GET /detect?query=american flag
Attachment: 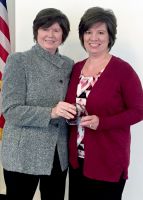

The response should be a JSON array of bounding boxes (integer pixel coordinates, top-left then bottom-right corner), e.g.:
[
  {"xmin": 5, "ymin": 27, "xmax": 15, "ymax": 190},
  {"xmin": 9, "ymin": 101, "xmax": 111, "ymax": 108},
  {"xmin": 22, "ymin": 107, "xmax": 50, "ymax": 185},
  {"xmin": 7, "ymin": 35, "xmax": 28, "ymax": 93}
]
[{"xmin": 0, "ymin": 0, "xmax": 11, "ymax": 139}]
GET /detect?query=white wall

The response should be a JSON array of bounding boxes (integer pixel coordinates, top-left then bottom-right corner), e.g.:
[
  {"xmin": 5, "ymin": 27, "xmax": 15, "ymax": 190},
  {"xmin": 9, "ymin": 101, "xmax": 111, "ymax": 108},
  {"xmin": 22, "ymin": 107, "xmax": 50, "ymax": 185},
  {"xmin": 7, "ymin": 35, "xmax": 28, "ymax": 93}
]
[
  {"xmin": 3, "ymin": 0, "xmax": 143, "ymax": 199},
  {"xmin": 15, "ymin": 0, "xmax": 143, "ymax": 83}
]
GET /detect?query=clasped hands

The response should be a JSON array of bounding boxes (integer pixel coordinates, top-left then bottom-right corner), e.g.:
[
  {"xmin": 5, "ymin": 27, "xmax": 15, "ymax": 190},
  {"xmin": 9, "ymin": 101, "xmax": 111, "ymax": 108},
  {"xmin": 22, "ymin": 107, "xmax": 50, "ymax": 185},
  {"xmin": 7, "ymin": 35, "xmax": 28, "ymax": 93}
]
[{"xmin": 51, "ymin": 101, "xmax": 99, "ymax": 130}]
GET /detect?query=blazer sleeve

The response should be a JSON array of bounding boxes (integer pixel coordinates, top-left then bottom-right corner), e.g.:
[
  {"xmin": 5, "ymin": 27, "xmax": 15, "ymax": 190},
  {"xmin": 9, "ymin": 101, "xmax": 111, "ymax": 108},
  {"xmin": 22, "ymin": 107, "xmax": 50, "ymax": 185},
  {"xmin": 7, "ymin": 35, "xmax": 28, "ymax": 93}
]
[{"xmin": 2, "ymin": 53, "xmax": 52, "ymax": 128}]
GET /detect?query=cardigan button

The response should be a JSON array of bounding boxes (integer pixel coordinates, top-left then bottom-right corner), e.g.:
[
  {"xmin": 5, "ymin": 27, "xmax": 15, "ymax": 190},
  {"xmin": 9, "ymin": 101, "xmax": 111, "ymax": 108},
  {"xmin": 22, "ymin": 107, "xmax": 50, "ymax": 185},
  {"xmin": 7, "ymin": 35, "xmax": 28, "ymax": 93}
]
[{"xmin": 59, "ymin": 80, "xmax": 63, "ymax": 83}]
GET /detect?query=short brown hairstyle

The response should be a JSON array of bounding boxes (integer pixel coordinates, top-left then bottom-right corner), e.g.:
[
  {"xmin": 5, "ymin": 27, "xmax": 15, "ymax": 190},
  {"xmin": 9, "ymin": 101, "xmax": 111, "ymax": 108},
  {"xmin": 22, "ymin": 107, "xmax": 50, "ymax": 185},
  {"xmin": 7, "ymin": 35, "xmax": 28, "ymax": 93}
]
[
  {"xmin": 79, "ymin": 7, "xmax": 117, "ymax": 50},
  {"xmin": 33, "ymin": 8, "xmax": 70, "ymax": 43}
]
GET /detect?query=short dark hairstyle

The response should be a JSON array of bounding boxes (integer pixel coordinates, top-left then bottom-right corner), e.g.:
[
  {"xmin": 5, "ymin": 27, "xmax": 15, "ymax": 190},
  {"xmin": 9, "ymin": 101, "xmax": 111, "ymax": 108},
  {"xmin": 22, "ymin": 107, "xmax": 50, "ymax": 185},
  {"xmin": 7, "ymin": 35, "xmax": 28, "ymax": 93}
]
[
  {"xmin": 79, "ymin": 7, "xmax": 117, "ymax": 50},
  {"xmin": 33, "ymin": 8, "xmax": 70, "ymax": 43}
]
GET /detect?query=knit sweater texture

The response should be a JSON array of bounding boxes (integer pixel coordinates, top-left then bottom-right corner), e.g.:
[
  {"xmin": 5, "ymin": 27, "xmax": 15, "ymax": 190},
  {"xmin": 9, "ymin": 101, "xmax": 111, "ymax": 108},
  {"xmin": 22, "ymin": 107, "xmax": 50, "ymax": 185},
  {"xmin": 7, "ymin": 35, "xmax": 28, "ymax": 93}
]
[{"xmin": 66, "ymin": 56, "xmax": 143, "ymax": 182}]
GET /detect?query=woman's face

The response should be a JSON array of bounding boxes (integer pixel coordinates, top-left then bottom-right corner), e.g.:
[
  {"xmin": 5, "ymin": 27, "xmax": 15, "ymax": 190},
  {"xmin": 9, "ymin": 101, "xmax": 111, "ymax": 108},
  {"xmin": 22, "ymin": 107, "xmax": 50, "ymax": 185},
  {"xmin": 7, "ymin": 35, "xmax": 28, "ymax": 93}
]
[
  {"xmin": 83, "ymin": 22, "xmax": 109, "ymax": 57},
  {"xmin": 37, "ymin": 22, "xmax": 63, "ymax": 54}
]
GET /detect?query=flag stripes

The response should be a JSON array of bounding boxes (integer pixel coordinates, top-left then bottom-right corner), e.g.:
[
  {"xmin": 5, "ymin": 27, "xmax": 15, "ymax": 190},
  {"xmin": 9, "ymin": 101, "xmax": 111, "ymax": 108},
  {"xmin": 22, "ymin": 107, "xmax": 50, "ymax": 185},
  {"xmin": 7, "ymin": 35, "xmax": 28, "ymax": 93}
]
[
  {"xmin": 0, "ymin": 30, "xmax": 11, "ymax": 50},
  {"xmin": 0, "ymin": 16, "xmax": 10, "ymax": 41},
  {"xmin": 0, "ymin": 0, "xmax": 7, "ymax": 8},
  {"xmin": 0, "ymin": 43, "xmax": 9, "ymax": 63},
  {"xmin": 0, "ymin": 0, "xmax": 11, "ymax": 139}
]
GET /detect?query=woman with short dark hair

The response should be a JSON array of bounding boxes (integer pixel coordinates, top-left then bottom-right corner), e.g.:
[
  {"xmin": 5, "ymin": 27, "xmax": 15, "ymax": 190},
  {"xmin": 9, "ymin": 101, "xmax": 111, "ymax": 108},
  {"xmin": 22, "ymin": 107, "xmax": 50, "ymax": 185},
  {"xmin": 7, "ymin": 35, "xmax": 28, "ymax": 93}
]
[
  {"xmin": 79, "ymin": 7, "xmax": 117, "ymax": 50},
  {"xmin": 33, "ymin": 8, "xmax": 70, "ymax": 43},
  {"xmin": 1, "ymin": 8, "xmax": 76, "ymax": 200},
  {"xmin": 66, "ymin": 6, "xmax": 143, "ymax": 200}
]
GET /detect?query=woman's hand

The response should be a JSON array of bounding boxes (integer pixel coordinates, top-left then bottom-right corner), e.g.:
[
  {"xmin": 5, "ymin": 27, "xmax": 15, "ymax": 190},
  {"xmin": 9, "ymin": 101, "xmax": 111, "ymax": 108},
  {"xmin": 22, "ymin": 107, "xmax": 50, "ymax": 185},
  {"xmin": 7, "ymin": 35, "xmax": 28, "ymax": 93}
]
[
  {"xmin": 51, "ymin": 101, "xmax": 76, "ymax": 119},
  {"xmin": 80, "ymin": 115, "xmax": 99, "ymax": 130}
]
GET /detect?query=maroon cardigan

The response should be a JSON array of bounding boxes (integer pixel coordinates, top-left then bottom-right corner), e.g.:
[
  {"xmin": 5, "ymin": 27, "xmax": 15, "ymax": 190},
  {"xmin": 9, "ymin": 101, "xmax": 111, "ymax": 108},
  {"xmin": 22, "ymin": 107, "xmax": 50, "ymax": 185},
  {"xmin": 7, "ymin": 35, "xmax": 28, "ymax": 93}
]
[{"xmin": 66, "ymin": 56, "xmax": 143, "ymax": 182}]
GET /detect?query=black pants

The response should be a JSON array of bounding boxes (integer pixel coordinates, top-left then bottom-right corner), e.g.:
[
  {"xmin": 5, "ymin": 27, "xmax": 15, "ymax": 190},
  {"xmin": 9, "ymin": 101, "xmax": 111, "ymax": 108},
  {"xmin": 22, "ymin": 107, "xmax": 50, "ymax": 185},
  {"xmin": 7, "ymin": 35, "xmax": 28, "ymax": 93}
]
[
  {"xmin": 4, "ymin": 149, "xmax": 67, "ymax": 200},
  {"xmin": 69, "ymin": 159, "xmax": 126, "ymax": 200},
  {"xmin": 0, "ymin": 194, "xmax": 7, "ymax": 200}
]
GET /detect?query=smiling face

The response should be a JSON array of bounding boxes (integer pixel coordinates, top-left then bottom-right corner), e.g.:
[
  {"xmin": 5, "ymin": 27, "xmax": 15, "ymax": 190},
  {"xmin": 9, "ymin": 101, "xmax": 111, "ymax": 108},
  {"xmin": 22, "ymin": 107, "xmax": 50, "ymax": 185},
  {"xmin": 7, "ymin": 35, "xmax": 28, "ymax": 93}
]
[
  {"xmin": 83, "ymin": 22, "xmax": 109, "ymax": 57},
  {"xmin": 37, "ymin": 22, "xmax": 63, "ymax": 54}
]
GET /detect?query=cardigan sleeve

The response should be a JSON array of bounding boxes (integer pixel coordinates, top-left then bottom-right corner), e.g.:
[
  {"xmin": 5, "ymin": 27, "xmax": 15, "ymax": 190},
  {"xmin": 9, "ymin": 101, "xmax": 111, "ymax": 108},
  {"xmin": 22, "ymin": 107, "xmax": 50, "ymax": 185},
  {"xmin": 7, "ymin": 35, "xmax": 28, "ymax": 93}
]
[
  {"xmin": 97, "ymin": 64, "xmax": 143, "ymax": 131},
  {"xmin": 2, "ymin": 53, "xmax": 52, "ymax": 128}
]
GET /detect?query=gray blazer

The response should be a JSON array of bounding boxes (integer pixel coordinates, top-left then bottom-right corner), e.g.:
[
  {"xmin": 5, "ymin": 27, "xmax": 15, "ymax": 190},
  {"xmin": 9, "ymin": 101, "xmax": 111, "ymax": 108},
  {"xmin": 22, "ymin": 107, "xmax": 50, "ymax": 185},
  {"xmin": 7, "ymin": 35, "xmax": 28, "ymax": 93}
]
[{"xmin": 1, "ymin": 44, "xmax": 74, "ymax": 175}]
